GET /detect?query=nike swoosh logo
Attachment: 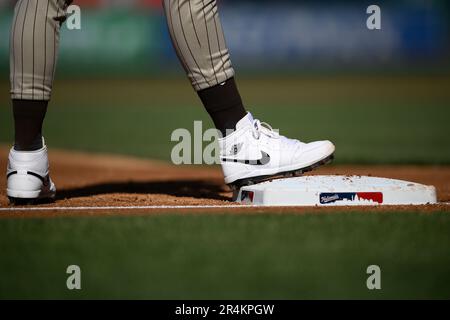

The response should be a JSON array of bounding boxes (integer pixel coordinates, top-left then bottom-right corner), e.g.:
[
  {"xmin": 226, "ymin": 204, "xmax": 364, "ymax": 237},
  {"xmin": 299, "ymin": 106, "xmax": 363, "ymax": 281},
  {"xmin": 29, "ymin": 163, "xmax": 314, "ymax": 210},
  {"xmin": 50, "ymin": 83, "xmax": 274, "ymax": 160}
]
[
  {"xmin": 222, "ymin": 151, "xmax": 271, "ymax": 165},
  {"xmin": 26, "ymin": 171, "xmax": 49, "ymax": 186}
]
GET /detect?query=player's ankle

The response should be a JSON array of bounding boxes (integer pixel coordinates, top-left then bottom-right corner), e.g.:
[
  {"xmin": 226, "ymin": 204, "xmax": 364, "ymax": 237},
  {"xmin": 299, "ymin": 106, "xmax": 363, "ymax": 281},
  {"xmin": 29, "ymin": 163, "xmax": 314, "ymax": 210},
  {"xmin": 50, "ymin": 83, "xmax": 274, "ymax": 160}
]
[
  {"xmin": 197, "ymin": 77, "xmax": 247, "ymax": 137},
  {"xmin": 12, "ymin": 99, "xmax": 48, "ymax": 151}
]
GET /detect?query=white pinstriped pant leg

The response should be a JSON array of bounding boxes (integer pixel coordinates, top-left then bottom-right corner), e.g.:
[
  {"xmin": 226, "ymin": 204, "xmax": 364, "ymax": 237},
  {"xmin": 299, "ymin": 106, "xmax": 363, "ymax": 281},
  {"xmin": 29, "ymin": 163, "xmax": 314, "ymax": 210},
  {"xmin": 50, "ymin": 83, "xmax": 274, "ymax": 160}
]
[
  {"xmin": 10, "ymin": 0, "xmax": 72, "ymax": 101},
  {"xmin": 11, "ymin": 0, "xmax": 234, "ymax": 99},
  {"xmin": 163, "ymin": 0, "xmax": 235, "ymax": 91}
]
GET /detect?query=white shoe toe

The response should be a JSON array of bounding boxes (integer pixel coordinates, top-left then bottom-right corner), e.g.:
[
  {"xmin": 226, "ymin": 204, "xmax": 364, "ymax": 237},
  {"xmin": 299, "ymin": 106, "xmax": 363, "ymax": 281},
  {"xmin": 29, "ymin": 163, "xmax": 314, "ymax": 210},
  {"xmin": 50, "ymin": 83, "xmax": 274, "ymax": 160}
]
[{"xmin": 293, "ymin": 140, "xmax": 335, "ymax": 164}]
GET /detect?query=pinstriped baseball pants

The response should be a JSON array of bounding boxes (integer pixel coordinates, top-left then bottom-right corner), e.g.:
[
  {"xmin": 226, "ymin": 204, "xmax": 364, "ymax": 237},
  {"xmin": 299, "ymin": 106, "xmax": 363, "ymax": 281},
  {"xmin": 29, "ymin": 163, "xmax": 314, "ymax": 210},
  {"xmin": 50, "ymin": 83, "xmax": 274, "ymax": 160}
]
[
  {"xmin": 163, "ymin": 0, "xmax": 234, "ymax": 91},
  {"xmin": 9, "ymin": 0, "xmax": 235, "ymax": 101},
  {"xmin": 10, "ymin": 0, "xmax": 72, "ymax": 100}
]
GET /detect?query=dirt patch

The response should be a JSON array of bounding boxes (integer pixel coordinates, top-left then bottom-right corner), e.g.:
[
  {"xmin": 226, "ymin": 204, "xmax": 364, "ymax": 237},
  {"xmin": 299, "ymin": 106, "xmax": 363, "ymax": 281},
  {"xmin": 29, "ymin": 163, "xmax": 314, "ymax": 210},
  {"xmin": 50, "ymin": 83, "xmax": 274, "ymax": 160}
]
[{"xmin": 0, "ymin": 146, "xmax": 449, "ymax": 216}]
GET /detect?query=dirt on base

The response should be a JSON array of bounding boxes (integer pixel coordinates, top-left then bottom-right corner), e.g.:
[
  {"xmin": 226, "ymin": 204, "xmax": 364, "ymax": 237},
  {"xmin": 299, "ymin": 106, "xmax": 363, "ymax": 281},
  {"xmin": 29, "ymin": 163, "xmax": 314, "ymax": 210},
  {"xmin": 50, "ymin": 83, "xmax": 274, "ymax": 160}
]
[{"xmin": 0, "ymin": 146, "xmax": 449, "ymax": 216}]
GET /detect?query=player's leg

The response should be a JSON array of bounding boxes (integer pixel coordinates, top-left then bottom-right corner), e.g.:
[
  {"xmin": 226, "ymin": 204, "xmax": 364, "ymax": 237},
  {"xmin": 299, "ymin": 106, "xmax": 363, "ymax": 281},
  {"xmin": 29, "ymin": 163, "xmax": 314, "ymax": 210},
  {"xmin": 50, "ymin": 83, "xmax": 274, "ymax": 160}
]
[
  {"xmin": 162, "ymin": 0, "xmax": 246, "ymax": 136},
  {"xmin": 164, "ymin": 0, "xmax": 335, "ymax": 188},
  {"xmin": 7, "ymin": 0, "xmax": 72, "ymax": 202}
]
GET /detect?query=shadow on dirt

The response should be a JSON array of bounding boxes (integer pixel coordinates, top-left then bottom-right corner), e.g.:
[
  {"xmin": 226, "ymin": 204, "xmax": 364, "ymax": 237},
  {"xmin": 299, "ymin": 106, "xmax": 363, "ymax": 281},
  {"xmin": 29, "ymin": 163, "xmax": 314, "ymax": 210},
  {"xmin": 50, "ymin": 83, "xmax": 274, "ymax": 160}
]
[{"xmin": 56, "ymin": 179, "xmax": 231, "ymax": 202}]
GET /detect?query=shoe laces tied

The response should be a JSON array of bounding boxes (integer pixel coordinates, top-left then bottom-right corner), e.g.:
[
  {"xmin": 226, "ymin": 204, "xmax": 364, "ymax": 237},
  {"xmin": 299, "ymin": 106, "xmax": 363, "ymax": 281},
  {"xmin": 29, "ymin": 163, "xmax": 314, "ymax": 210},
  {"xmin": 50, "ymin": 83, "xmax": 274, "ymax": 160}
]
[{"xmin": 252, "ymin": 119, "xmax": 280, "ymax": 140}]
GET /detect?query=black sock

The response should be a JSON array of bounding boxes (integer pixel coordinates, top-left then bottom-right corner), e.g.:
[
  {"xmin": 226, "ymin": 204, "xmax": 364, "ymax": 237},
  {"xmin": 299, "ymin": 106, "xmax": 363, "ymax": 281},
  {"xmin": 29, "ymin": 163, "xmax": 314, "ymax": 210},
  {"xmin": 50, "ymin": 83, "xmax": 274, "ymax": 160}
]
[
  {"xmin": 12, "ymin": 99, "xmax": 48, "ymax": 151},
  {"xmin": 197, "ymin": 78, "xmax": 247, "ymax": 136}
]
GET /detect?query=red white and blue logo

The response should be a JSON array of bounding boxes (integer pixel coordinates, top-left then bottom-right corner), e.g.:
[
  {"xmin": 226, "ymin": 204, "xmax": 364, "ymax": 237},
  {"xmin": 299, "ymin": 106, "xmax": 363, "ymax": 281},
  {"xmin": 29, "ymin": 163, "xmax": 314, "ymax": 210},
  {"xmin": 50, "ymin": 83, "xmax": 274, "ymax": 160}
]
[
  {"xmin": 240, "ymin": 190, "xmax": 255, "ymax": 203},
  {"xmin": 320, "ymin": 192, "xmax": 383, "ymax": 204}
]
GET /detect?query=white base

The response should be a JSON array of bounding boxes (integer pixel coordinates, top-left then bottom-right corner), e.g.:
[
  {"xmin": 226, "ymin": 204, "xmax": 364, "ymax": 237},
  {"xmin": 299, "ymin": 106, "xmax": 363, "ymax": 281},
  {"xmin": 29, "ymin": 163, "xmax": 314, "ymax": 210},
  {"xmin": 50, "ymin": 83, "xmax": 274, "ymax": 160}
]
[{"xmin": 236, "ymin": 175, "xmax": 437, "ymax": 206}]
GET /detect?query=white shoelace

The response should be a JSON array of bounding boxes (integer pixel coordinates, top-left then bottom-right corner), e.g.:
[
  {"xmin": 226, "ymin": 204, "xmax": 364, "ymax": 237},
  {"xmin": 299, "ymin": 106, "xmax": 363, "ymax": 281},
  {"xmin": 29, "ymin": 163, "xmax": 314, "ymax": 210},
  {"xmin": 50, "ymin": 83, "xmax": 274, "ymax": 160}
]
[{"xmin": 252, "ymin": 119, "xmax": 280, "ymax": 140}]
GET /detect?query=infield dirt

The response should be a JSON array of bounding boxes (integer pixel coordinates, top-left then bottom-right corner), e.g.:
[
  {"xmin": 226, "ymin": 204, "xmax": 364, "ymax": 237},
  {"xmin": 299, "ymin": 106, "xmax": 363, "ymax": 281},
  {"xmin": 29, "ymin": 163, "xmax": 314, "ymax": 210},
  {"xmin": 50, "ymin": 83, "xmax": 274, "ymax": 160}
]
[{"xmin": 0, "ymin": 146, "xmax": 449, "ymax": 216}]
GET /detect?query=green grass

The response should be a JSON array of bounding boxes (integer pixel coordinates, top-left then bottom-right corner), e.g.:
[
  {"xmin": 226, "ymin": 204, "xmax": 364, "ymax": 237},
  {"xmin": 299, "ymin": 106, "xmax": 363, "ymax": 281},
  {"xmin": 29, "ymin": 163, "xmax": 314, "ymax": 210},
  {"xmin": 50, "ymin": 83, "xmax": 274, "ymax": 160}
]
[
  {"xmin": 0, "ymin": 212, "xmax": 449, "ymax": 299},
  {"xmin": 1, "ymin": 76, "xmax": 449, "ymax": 164}
]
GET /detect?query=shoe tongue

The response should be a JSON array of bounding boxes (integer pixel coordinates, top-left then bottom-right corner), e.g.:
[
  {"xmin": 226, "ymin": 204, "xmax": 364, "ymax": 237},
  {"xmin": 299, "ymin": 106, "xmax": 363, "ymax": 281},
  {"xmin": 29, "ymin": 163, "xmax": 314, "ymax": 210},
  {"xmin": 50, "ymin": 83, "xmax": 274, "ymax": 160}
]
[{"xmin": 235, "ymin": 112, "xmax": 254, "ymax": 130}]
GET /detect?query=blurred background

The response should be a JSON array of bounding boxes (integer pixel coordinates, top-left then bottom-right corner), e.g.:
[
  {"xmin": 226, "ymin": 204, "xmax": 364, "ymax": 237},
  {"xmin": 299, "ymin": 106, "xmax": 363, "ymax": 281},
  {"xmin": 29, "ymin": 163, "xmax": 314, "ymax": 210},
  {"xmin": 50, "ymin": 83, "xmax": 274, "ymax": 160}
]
[
  {"xmin": 1, "ymin": 0, "xmax": 449, "ymax": 75},
  {"xmin": 0, "ymin": 0, "xmax": 449, "ymax": 164}
]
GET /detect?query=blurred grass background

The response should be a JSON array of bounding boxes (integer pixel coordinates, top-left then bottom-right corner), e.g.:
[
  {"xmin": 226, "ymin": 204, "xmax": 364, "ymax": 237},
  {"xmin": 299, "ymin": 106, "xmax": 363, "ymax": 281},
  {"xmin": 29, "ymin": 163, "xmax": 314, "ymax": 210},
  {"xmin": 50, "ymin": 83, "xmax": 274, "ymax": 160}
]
[
  {"xmin": 1, "ymin": 212, "xmax": 449, "ymax": 299},
  {"xmin": 1, "ymin": 76, "xmax": 449, "ymax": 164}
]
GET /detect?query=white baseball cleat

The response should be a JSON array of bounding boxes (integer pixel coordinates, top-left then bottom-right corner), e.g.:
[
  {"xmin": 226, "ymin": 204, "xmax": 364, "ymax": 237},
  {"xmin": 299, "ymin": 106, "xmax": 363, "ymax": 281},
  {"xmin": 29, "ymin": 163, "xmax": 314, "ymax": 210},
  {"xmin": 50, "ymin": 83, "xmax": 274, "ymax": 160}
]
[
  {"xmin": 6, "ymin": 140, "xmax": 56, "ymax": 203},
  {"xmin": 219, "ymin": 113, "xmax": 335, "ymax": 189}
]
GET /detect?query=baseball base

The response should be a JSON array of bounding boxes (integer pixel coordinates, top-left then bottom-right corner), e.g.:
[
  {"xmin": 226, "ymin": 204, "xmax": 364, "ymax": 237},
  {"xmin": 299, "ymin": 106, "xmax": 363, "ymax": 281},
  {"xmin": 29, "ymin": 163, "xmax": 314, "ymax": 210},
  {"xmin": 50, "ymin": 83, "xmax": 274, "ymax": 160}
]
[{"xmin": 235, "ymin": 175, "xmax": 437, "ymax": 206}]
